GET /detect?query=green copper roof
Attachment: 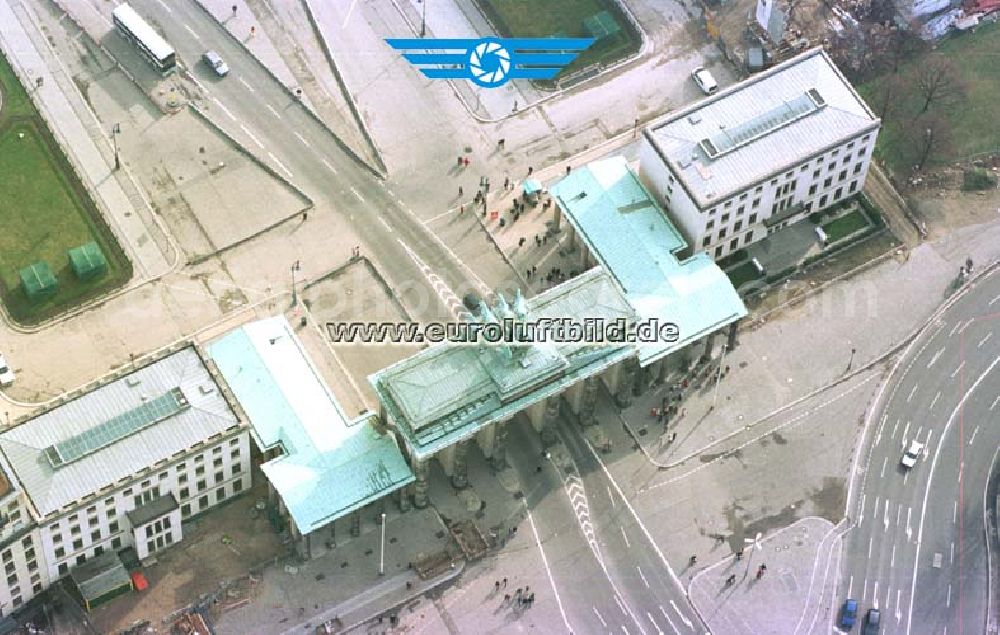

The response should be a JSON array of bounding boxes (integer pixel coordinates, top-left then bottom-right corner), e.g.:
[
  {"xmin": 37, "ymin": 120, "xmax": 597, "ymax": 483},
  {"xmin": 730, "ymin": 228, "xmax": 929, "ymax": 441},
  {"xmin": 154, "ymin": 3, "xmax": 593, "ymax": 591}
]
[
  {"xmin": 371, "ymin": 269, "xmax": 637, "ymax": 460},
  {"xmin": 550, "ymin": 156, "xmax": 747, "ymax": 365},
  {"xmin": 208, "ymin": 317, "xmax": 413, "ymax": 535}
]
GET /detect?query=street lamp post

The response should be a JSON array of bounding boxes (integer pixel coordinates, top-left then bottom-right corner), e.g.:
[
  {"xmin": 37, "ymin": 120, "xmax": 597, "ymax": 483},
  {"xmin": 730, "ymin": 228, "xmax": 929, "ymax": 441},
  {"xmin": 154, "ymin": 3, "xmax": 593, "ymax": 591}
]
[
  {"xmin": 112, "ymin": 123, "xmax": 121, "ymax": 170},
  {"xmin": 712, "ymin": 344, "xmax": 728, "ymax": 409},
  {"xmin": 420, "ymin": 0, "xmax": 427, "ymax": 37},
  {"xmin": 290, "ymin": 260, "xmax": 301, "ymax": 307},
  {"xmin": 379, "ymin": 512, "xmax": 387, "ymax": 576}
]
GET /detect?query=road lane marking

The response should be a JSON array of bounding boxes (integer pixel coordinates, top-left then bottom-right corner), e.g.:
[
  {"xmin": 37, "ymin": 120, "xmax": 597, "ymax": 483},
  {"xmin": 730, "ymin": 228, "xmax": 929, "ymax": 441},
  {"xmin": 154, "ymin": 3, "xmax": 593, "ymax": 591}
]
[
  {"xmin": 957, "ymin": 318, "xmax": 973, "ymax": 335},
  {"xmin": 637, "ymin": 566, "xmax": 650, "ymax": 588},
  {"xmin": 267, "ymin": 152, "xmax": 293, "ymax": 179},
  {"xmin": 929, "ymin": 390, "xmax": 940, "ymax": 409},
  {"xmin": 153, "ymin": 0, "xmax": 172, "ymax": 12},
  {"xmin": 847, "ymin": 575, "xmax": 854, "ymax": 599},
  {"xmin": 872, "ymin": 496, "xmax": 880, "ymax": 523},
  {"xmin": 614, "ymin": 594, "xmax": 627, "ymax": 615},
  {"xmin": 990, "ymin": 293, "xmax": 1000, "ymax": 306},
  {"xmin": 902, "ymin": 421, "xmax": 911, "ymax": 442},
  {"xmin": 868, "ymin": 535, "xmax": 874, "ymax": 558},
  {"xmin": 621, "ymin": 526, "xmax": 630, "ymax": 548},
  {"xmin": 927, "ymin": 346, "xmax": 945, "ymax": 367},
  {"xmin": 979, "ymin": 332, "xmax": 993, "ymax": 347},
  {"xmin": 378, "ymin": 217, "xmax": 393, "ymax": 233},
  {"xmin": 862, "ymin": 578, "xmax": 868, "ymax": 602},
  {"xmin": 950, "ymin": 541, "xmax": 955, "ymax": 563},
  {"xmin": 294, "ymin": 131, "xmax": 311, "ymax": 148},
  {"xmin": 907, "ymin": 384, "xmax": 918, "ymax": 402},
  {"xmin": 896, "ymin": 504, "xmax": 902, "ymax": 526},
  {"xmin": 883, "ymin": 498, "xmax": 890, "ymax": 532},
  {"xmin": 646, "ymin": 612, "xmax": 663, "ymax": 635},
  {"xmin": 608, "ymin": 485, "xmax": 615, "ymax": 507},
  {"xmin": 182, "ymin": 23, "xmax": 202, "ymax": 42},
  {"xmin": 880, "ymin": 456, "xmax": 888, "ymax": 478},
  {"xmin": 872, "ymin": 581, "xmax": 879, "ymax": 608},
  {"xmin": 211, "ymin": 97, "xmax": 236, "ymax": 120},
  {"xmin": 895, "ymin": 589, "xmax": 902, "ymax": 624},
  {"xmin": 239, "ymin": 124, "xmax": 263, "ymax": 148},
  {"xmin": 350, "ymin": 187, "xmax": 365, "ymax": 203},
  {"xmin": 950, "ymin": 361, "xmax": 964, "ymax": 378},
  {"xmin": 527, "ymin": 507, "xmax": 572, "ymax": 633},
  {"xmin": 238, "ymin": 77, "xmax": 254, "ymax": 92},
  {"xmin": 905, "ymin": 507, "xmax": 912, "ymax": 541},
  {"xmin": 953, "ymin": 500, "xmax": 958, "ymax": 524},
  {"xmin": 992, "ymin": 395, "xmax": 1000, "ymax": 411},
  {"xmin": 948, "ymin": 322, "xmax": 960, "ymax": 337},
  {"xmin": 858, "ymin": 494, "xmax": 866, "ymax": 526},
  {"xmin": 265, "ymin": 103, "xmax": 282, "ymax": 119},
  {"xmin": 891, "ymin": 544, "xmax": 896, "ymax": 567},
  {"xmin": 969, "ymin": 425, "xmax": 979, "ymax": 445},
  {"xmin": 321, "ymin": 158, "xmax": 338, "ymax": 175},
  {"xmin": 593, "ymin": 607, "xmax": 607, "ymax": 627},
  {"xmin": 668, "ymin": 601, "xmax": 692, "ymax": 630},
  {"xmin": 946, "ymin": 583, "xmax": 952, "ymax": 608},
  {"xmin": 891, "ymin": 419, "xmax": 900, "ymax": 438}
]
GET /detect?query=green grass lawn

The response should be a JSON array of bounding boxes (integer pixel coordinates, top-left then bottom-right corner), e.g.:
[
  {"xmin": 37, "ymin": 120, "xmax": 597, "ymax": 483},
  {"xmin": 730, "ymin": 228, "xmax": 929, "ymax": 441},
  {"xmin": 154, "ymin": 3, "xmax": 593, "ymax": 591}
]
[
  {"xmin": 0, "ymin": 51, "xmax": 131, "ymax": 324},
  {"xmin": 476, "ymin": 0, "xmax": 640, "ymax": 78},
  {"xmin": 858, "ymin": 22, "xmax": 1000, "ymax": 172},
  {"xmin": 822, "ymin": 209, "xmax": 870, "ymax": 244},
  {"xmin": 725, "ymin": 260, "xmax": 763, "ymax": 291}
]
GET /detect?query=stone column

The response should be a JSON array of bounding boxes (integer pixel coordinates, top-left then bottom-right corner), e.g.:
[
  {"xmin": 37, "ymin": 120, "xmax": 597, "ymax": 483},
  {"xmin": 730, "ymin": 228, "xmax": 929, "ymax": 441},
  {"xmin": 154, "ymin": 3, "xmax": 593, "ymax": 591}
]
[
  {"xmin": 553, "ymin": 205, "xmax": 562, "ymax": 231},
  {"xmin": 350, "ymin": 510, "xmax": 361, "ymax": 537},
  {"xmin": 398, "ymin": 484, "xmax": 411, "ymax": 513},
  {"xmin": 540, "ymin": 396, "xmax": 559, "ymax": 446},
  {"xmin": 413, "ymin": 460, "xmax": 429, "ymax": 509},
  {"xmin": 491, "ymin": 422, "xmax": 509, "ymax": 470},
  {"xmin": 727, "ymin": 320, "xmax": 739, "ymax": 351},
  {"xmin": 580, "ymin": 376, "xmax": 598, "ymax": 426},
  {"xmin": 328, "ymin": 521, "xmax": 336, "ymax": 549},
  {"xmin": 700, "ymin": 331, "xmax": 717, "ymax": 364},
  {"xmin": 451, "ymin": 440, "xmax": 469, "ymax": 489},
  {"xmin": 656, "ymin": 357, "xmax": 669, "ymax": 384},
  {"xmin": 615, "ymin": 359, "xmax": 638, "ymax": 408}
]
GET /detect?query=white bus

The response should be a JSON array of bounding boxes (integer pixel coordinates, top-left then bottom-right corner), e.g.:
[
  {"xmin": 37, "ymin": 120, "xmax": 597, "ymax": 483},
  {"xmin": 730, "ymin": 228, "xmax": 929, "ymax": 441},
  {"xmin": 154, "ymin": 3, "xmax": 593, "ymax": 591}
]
[{"xmin": 112, "ymin": 3, "xmax": 176, "ymax": 75}]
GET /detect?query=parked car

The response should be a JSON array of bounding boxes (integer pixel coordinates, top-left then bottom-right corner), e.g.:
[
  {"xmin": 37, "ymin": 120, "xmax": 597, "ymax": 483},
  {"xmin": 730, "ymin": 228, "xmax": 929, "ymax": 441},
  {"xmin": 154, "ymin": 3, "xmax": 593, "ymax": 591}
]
[
  {"xmin": 203, "ymin": 50, "xmax": 229, "ymax": 77},
  {"xmin": 691, "ymin": 66, "xmax": 718, "ymax": 94},
  {"xmin": 863, "ymin": 608, "xmax": 881, "ymax": 634},
  {"xmin": 901, "ymin": 440, "xmax": 925, "ymax": 469},
  {"xmin": 839, "ymin": 598, "xmax": 858, "ymax": 629},
  {"xmin": 0, "ymin": 353, "xmax": 14, "ymax": 387}
]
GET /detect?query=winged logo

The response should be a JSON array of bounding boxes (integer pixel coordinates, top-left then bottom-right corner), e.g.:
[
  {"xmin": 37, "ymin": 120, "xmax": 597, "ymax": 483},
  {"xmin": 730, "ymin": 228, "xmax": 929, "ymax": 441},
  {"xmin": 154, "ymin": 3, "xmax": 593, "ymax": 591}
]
[{"xmin": 385, "ymin": 37, "xmax": 595, "ymax": 88}]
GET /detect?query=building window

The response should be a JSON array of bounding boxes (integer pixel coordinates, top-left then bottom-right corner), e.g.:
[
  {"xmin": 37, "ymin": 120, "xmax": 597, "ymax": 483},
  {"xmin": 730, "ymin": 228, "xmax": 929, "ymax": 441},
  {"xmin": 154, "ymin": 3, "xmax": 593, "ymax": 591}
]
[
  {"xmin": 736, "ymin": 206, "xmax": 745, "ymax": 216},
  {"xmin": 123, "ymin": 488, "xmax": 133, "ymax": 496},
  {"xmin": 52, "ymin": 533, "xmax": 62, "ymax": 544},
  {"xmin": 809, "ymin": 184, "xmax": 817, "ymax": 196},
  {"xmin": 147, "ymin": 540, "xmax": 155, "ymax": 554},
  {"xmin": 834, "ymin": 187, "xmax": 843, "ymax": 200},
  {"xmin": 708, "ymin": 207, "xmax": 717, "ymax": 216},
  {"xmin": 749, "ymin": 213, "xmax": 758, "ymax": 224},
  {"xmin": 5, "ymin": 562, "xmax": 15, "ymax": 575},
  {"xmin": 106, "ymin": 508, "xmax": 116, "ymax": 519},
  {"xmin": 770, "ymin": 178, "xmax": 777, "ymax": 186},
  {"xmin": 233, "ymin": 479, "xmax": 244, "ymax": 493},
  {"xmin": 7, "ymin": 573, "xmax": 18, "ymax": 587},
  {"xmin": 849, "ymin": 180, "xmax": 858, "ymax": 193},
  {"xmin": 706, "ymin": 219, "xmax": 715, "ymax": 230},
  {"xmin": 112, "ymin": 537, "xmax": 122, "ymax": 550},
  {"xmin": 800, "ymin": 165, "xmax": 808, "ymax": 172},
  {"xmin": 714, "ymin": 245, "xmax": 723, "ymax": 258},
  {"xmin": 146, "ymin": 525, "xmax": 154, "ymax": 539},
  {"xmin": 195, "ymin": 466, "xmax": 205, "ymax": 477},
  {"xmin": 739, "ymin": 192, "xmax": 748, "ymax": 200},
  {"xmin": 785, "ymin": 171, "xmax": 793, "ymax": 179},
  {"xmin": 176, "ymin": 462, "xmax": 187, "ymax": 472},
  {"xmin": 163, "ymin": 516, "xmax": 171, "ymax": 529},
  {"xmin": 842, "ymin": 154, "xmax": 851, "ymax": 165},
  {"xmin": 199, "ymin": 495, "xmax": 209, "ymax": 508},
  {"xmin": 58, "ymin": 563, "xmax": 69, "ymax": 576},
  {"xmin": 141, "ymin": 480, "xmax": 151, "ymax": 489},
  {"xmin": 212, "ymin": 446, "xmax": 222, "ymax": 455},
  {"xmin": 721, "ymin": 213, "xmax": 730, "ymax": 223},
  {"xmin": 134, "ymin": 495, "xmax": 142, "ymax": 507},
  {"xmin": 197, "ymin": 480, "xmax": 207, "ymax": 492},
  {"xmin": 755, "ymin": 185, "xmax": 763, "ymax": 193},
  {"xmin": 179, "ymin": 473, "xmax": 188, "ymax": 485},
  {"xmin": 744, "ymin": 232, "xmax": 753, "ymax": 244},
  {"xmin": 216, "ymin": 487, "xmax": 226, "ymax": 502},
  {"xmin": 213, "ymin": 457, "xmax": 223, "ymax": 469},
  {"xmin": 854, "ymin": 162, "xmax": 863, "ymax": 175},
  {"xmin": 105, "ymin": 497, "xmax": 114, "ymax": 506},
  {"xmin": 847, "ymin": 141, "xmax": 855, "ymax": 149},
  {"xmin": 813, "ymin": 170, "xmax": 820, "ymax": 179},
  {"xmin": 68, "ymin": 514, "xmax": 78, "ymax": 523},
  {"xmin": 230, "ymin": 449, "xmax": 240, "ymax": 461},
  {"xmin": 702, "ymin": 236, "xmax": 711, "ymax": 247},
  {"xmin": 820, "ymin": 195, "xmax": 828, "ymax": 208},
  {"xmin": 180, "ymin": 487, "xmax": 190, "ymax": 499},
  {"xmin": 91, "ymin": 530, "xmax": 100, "ymax": 542},
  {"xmin": 72, "ymin": 539, "xmax": 83, "ymax": 551},
  {"xmin": 54, "ymin": 546, "xmax": 65, "ymax": 559},
  {"xmin": 76, "ymin": 555, "xmax": 85, "ymax": 565},
  {"xmin": 70, "ymin": 525, "xmax": 81, "ymax": 536},
  {"xmin": 839, "ymin": 170, "xmax": 847, "ymax": 182},
  {"xmin": 862, "ymin": 134, "xmax": 870, "ymax": 142},
  {"xmin": 734, "ymin": 220, "xmax": 743, "ymax": 231},
  {"xmin": 194, "ymin": 455, "xmax": 204, "ymax": 464},
  {"xmin": 823, "ymin": 177, "xmax": 832, "ymax": 188},
  {"xmin": 32, "ymin": 582, "xmax": 42, "ymax": 595},
  {"xmin": 94, "ymin": 546, "xmax": 104, "ymax": 557},
  {"xmin": 232, "ymin": 463, "xmax": 242, "ymax": 475},
  {"xmin": 182, "ymin": 504, "xmax": 192, "ymax": 517},
  {"xmin": 12, "ymin": 596, "xmax": 22, "ymax": 608},
  {"xmin": 27, "ymin": 560, "xmax": 37, "ymax": 573},
  {"xmin": 109, "ymin": 521, "xmax": 119, "ymax": 533},
  {"xmin": 752, "ymin": 198, "xmax": 760, "ymax": 209},
  {"xmin": 159, "ymin": 471, "xmax": 169, "ymax": 481},
  {"xmin": 718, "ymin": 228, "xmax": 727, "ymax": 239}
]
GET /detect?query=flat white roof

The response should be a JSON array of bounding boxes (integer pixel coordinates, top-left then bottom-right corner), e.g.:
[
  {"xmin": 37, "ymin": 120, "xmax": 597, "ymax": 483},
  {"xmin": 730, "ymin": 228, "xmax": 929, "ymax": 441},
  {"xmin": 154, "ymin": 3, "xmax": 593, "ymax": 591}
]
[{"xmin": 644, "ymin": 48, "xmax": 879, "ymax": 208}]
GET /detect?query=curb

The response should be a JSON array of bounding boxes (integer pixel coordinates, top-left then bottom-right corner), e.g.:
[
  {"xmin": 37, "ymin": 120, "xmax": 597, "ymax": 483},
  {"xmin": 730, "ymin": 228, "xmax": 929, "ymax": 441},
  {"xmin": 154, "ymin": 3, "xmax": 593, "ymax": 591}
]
[
  {"xmin": 621, "ymin": 253, "xmax": 1000, "ymax": 470},
  {"xmin": 189, "ymin": 0, "xmax": 385, "ymax": 180}
]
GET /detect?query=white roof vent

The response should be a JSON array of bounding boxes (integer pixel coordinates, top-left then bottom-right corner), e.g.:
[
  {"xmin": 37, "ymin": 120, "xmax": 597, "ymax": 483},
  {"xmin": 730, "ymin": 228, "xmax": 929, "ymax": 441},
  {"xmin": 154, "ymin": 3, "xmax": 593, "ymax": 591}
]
[
  {"xmin": 199, "ymin": 384, "xmax": 216, "ymax": 395},
  {"xmin": 126, "ymin": 377, "xmax": 141, "ymax": 387},
  {"xmin": 687, "ymin": 113, "xmax": 702, "ymax": 124}
]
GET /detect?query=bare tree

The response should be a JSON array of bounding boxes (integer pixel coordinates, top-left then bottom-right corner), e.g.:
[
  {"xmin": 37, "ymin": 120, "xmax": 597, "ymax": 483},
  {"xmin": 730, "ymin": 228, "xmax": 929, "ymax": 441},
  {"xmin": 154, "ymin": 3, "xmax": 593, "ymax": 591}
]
[
  {"xmin": 904, "ymin": 114, "xmax": 953, "ymax": 171},
  {"xmin": 910, "ymin": 55, "xmax": 966, "ymax": 114},
  {"xmin": 870, "ymin": 74, "xmax": 910, "ymax": 121}
]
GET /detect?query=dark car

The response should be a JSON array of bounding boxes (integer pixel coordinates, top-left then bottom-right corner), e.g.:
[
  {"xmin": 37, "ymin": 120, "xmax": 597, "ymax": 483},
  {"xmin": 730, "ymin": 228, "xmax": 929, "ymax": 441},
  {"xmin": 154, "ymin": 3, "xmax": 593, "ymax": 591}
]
[
  {"xmin": 863, "ymin": 608, "xmax": 881, "ymax": 634},
  {"xmin": 839, "ymin": 598, "xmax": 858, "ymax": 629}
]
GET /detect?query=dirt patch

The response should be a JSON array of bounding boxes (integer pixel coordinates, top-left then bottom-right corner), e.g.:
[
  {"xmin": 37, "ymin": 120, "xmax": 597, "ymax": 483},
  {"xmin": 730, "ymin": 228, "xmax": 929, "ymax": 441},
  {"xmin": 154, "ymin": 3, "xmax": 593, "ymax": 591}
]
[{"xmin": 808, "ymin": 476, "xmax": 847, "ymax": 523}]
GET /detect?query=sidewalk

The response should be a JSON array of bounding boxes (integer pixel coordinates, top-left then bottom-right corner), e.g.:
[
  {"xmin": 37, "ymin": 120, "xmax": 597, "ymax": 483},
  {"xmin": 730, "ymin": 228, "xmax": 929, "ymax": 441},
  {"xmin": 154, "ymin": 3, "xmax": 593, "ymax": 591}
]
[
  {"xmin": 689, "ymin": 517, "xmax": 842, "ymax": 635},
  {"xmin": 0, "ymin": 0, "xmax": 171, "ymax": 279}
]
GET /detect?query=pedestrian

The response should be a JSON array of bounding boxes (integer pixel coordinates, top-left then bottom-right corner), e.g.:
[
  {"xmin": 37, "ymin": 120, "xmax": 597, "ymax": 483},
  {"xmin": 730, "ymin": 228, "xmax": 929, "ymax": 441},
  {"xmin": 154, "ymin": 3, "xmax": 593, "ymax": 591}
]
[
  {"xmin": 566, "ymin": 165, "xmax": 571, "ymax": 175},
  {"xmin": 250, "ymin": 25, "xmax": 256, "ymax": 37},
  {"xmin": 495, "ymin": 580, "xmax": 501, "ymax": 591},
  {"xmin": 513, "ymin": 100, "xmax": 518, "ymax": 111},
  {"xmin": 529, "ymin": 593, "xmax": 535, "ymax": 605},
  {"xmin": 515, "ymin": 588, "xmax": 522, "ymax": 598},
  {"xmin": 498, "ymin": 138, "xmax": 505, "ymax": 149},
  {"xmin": 459, "ymin": 205, "xmax": 465, "ymax": 215},
  {"xmin": 504, "ymin": 593, "xmax": 510, "ymax": 603},
  {"xmin": 518, "ymin": 237, "xmax": 526, "ymax": 247},
  {"xmin": 504, "ymin": 176, "xmax": 510, "ymax": 189},
  {"xmin": 502, "ymin": 577, "xmax": 507, "ymax": 588},
  {"xmin": 231, "ymin": 4, "xmax": 237, "ymax": 15},
  {"xmin": 735, "ymin": 549, "xmax": 743, "ymax": 561},
  {"xmin": 499, "ymin": 218, "xmax": 506, "ymax": 228},
  {"xmin": 531, "ymin": 264, "xmax": 537, "ymax": 275},
  {"xmin": 464, "ymin": 157, "xmax": 470, "ymax": 167},
  {"xmin": 542, "ymin": 235, "xmax": 547, "ymax": 245},
  {"xmin": 514, "ymin": 212, "xmax": 520, "ymax": 222},
  {"xmin": 527, "ymin": 166, "xmax": 533, "ymax": 176},
  {"xmin": 302, "ymin": 212, "xmax": 308, "ymax": 221},
  {"xmin": 535, "ymin": 235, "xmax": 541, "ymax": 246},
  {"xmin": 458, "ymin": 156, "xmax": 464, "ymax": 167},
  {"xmin": 689, "ymin": 555, "xmax": 697, "ymax": 566},
  {"xmin": 459, "ymin": 186, "xmax": 464, "ymax": 197}
]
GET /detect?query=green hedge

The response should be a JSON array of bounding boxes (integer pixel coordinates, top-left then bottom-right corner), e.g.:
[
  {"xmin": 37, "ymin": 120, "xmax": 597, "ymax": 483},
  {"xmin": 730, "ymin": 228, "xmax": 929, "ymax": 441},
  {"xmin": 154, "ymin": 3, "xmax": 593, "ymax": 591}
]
[{"xmin": 962, "ymin": 168, "xmax": 998, "ymax": 191}]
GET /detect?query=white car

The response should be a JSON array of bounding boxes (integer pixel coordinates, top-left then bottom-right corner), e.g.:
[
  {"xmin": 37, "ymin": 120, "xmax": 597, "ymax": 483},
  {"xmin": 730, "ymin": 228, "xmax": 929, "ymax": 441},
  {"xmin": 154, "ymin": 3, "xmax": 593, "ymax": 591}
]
[
  {"xmin": 901, "ymin": 440, "xmax": 924, "ymax": 469},
  {"xmin": 203, "ymin": 50, "xmax": 229, "ymax": 77},
  {"xmin": 691, "ymin": 66, "xmax": 718, "ymax": 94},
  {"xmin": 0, "ymin": 353, "xmax": 14, "ymax": 387}
]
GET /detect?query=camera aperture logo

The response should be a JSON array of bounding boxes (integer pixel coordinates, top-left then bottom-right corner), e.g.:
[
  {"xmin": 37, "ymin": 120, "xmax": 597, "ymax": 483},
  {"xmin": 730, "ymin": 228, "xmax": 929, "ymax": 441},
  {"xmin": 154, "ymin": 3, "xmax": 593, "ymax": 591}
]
[{"xmin": 385, "ymin": 37, "xmax": 595, "ymax": 88}]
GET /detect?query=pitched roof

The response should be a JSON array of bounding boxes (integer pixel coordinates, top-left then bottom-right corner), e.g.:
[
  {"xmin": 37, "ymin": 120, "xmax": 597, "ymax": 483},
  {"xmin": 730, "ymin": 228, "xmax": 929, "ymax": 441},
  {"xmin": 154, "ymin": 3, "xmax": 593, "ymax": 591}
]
[
  {"xmin": 0, "ymin": 348, "xmax": 239, "ymax": 517},
  {"xmin": 208, "ymin": 317, "xmax": 414, "ymax": 535},
  {"xmin": 644, "ymin": 47, "xmax": 879, "ymax": 207}
]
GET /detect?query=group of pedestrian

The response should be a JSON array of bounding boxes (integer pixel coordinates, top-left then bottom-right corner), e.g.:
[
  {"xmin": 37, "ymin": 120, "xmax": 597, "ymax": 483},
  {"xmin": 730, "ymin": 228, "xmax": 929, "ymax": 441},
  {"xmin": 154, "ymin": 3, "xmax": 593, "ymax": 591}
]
[{"xmin": 525, "ymin": 264, "xmax": 538, "ymax": 279}]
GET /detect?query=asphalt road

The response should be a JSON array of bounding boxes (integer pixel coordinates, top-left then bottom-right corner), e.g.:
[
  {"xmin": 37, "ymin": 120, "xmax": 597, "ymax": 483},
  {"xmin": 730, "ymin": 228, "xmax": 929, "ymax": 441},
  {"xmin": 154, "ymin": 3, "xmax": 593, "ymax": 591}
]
[
  {"xmin": 504, "ymin": 414, "xmax": 705, "ymax": 635},
  {"xmin": 129, "ymin": 0, "xmax": 506, "ymax": 323},
  {"xmin": 840, "ymin": 270, "xmax": 1000, "ymax": 635}
]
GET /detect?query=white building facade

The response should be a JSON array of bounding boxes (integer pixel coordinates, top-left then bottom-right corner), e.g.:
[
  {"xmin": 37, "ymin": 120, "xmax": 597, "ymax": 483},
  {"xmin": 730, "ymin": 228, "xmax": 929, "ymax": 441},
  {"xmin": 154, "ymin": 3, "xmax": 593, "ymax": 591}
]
[
  {"xmin": 0, "ymin": 346, "xmax": 251, "ymax": 614},
  {"xmin": 0, "ymin": 458, "xmax": 47, "ymax": 616},
  {"xmin": 639, "ymin": 47, "xmax": 881, "ymax": 260}
]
